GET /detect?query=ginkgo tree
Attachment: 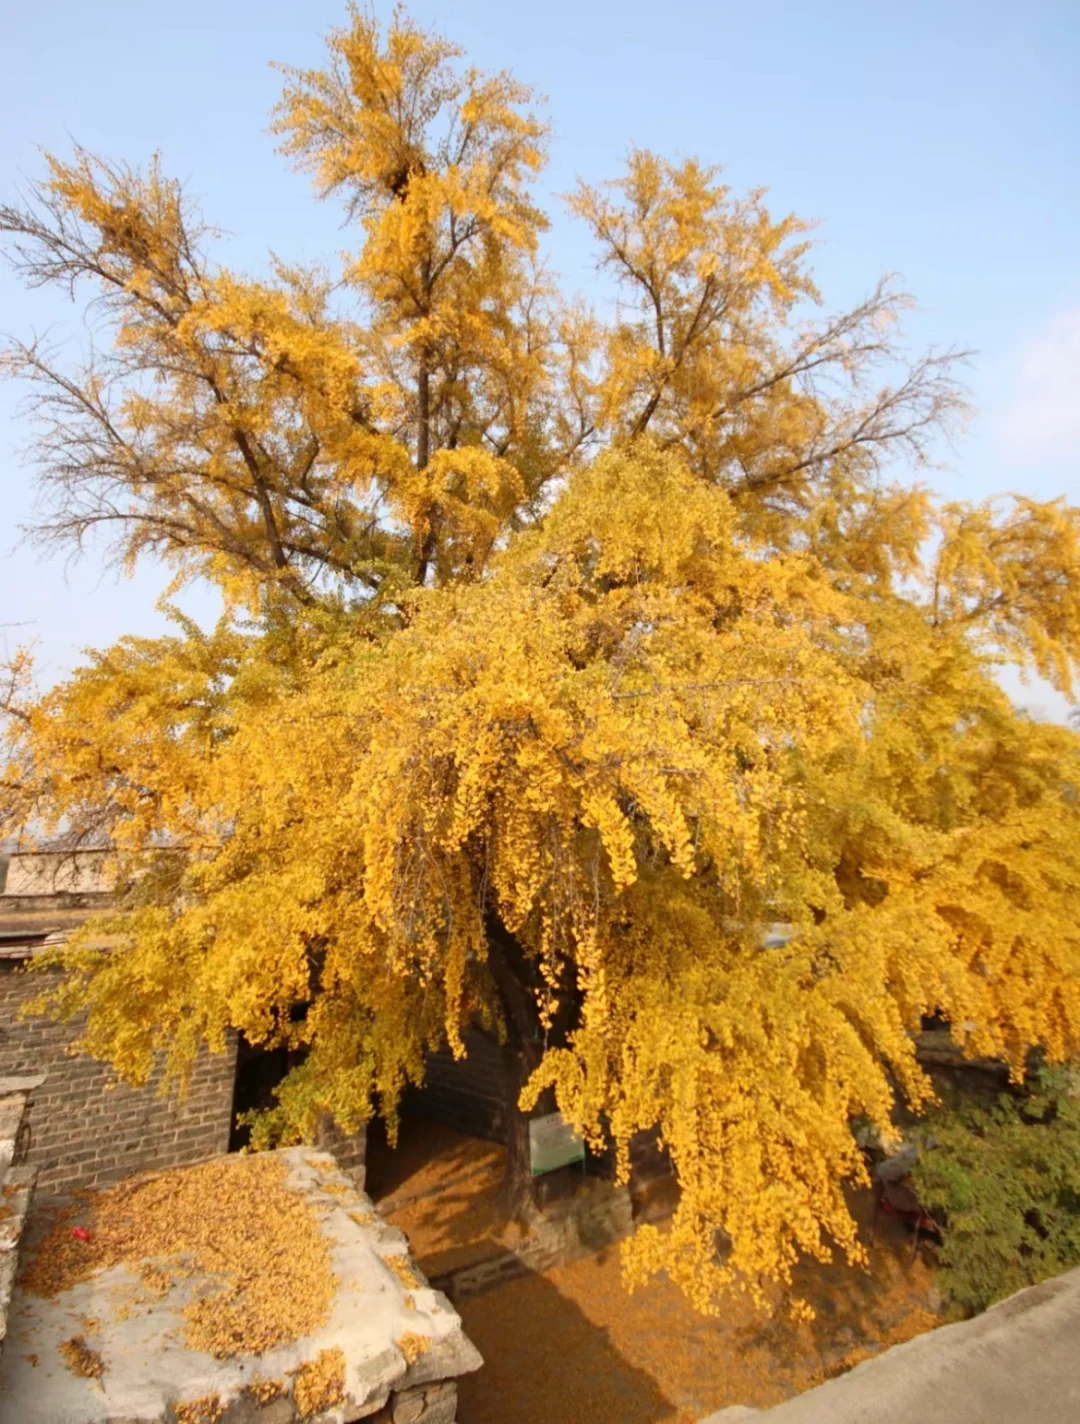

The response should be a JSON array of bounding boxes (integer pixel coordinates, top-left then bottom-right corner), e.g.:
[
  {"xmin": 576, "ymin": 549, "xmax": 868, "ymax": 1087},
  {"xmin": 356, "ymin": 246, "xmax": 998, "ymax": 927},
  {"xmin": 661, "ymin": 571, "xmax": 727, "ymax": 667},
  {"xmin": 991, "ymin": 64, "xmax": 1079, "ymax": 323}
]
[{"xmin": 4, "ymin": 3, "xmax": 1080, "ymax": 1315}]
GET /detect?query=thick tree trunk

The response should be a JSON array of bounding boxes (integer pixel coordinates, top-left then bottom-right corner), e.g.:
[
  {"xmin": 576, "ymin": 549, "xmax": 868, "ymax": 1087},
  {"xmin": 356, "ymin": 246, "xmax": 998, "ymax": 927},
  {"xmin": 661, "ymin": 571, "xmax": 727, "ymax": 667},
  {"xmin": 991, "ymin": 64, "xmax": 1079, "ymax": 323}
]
[
  {"xmin": 501, "ymin": 1042, "xmax": 537, "ymax": 1218},
  {"xmin": 484, "ymin": 915, "xmax": 549, "ymax": 1219},
  {"xmin": 416, "ymin": 360, "xmax": 431, "ymax": 473},
  {"xmin": 414, "ymin": 357, "xmax": 438, "ymax": 585}
]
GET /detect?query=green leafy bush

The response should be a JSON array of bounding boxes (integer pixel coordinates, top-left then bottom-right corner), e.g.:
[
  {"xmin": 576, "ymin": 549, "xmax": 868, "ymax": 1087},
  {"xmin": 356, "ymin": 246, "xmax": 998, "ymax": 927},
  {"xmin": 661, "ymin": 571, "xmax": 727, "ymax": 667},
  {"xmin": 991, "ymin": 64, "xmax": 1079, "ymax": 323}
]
[{"xmin": 912, "ymin": 1071, "xmax": 1080, "ymax": 1317}]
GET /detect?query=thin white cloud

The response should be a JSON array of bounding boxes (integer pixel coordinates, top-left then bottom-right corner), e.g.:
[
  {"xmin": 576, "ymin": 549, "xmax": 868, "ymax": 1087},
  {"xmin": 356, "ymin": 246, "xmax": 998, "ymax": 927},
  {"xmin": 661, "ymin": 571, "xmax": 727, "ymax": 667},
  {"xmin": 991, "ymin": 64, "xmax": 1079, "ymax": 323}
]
[{"xmin": 998, "ymin": 306, "xmax": 1080, "ymax": 467}]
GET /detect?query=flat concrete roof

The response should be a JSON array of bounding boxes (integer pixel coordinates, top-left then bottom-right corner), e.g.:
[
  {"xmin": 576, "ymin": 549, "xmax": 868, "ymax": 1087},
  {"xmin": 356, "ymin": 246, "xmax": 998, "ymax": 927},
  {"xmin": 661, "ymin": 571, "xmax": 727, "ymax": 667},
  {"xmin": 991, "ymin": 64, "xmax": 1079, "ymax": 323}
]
[{"xmin": 0, "ymin": 1148, "xmax": 482, "ymax": 1423}]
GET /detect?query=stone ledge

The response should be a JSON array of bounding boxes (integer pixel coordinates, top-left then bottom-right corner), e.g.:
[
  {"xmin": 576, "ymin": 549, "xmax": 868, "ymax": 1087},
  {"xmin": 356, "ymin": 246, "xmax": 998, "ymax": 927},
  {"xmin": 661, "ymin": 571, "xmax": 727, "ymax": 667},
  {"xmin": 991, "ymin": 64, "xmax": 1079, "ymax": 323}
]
[
  {"xmin": 0, "ymin": 1147, "xmax": 481, "ymax": 1423},
  {"xmin": 699, "ymin": 1268, "xmax": 1080, "ymax": 1424},
  {"xmin": 0, "ymin": 1090, "xmax": 36, "ymax": 1353},
  {"xmin": 0, "ymin": 1075, "xmax": 47, "ymax": 1097}
]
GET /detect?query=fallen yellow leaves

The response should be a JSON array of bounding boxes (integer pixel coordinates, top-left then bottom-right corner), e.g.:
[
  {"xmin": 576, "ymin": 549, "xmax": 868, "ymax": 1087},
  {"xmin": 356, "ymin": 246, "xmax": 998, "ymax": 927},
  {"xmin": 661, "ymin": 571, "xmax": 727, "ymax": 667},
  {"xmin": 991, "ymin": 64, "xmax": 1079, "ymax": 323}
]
[
  {"xmin": 248, "ymin": 1377, "xmax": 286, "ymax": 1403},
  {"xmin": 22, "ymin": 1154, "xmax": 337, "ymax": 1358},
  {"xmin": 397, "ymin": 1331, "xmax": 431, "ymax": 1365},
  {"xmin": 292, "ymin": 1347, "xmax": 346, "ymax": 1418},
  {"xmin": 58, "ymin": 1336, "xmax": 103, "ymax": 1381},
  {"xmin": 174, "ymin": 1396, "xmax": 225, "ymax": 1424},
  {"xmin": 382, "ymin": 1253, "xmax": 421, "ymax": 1290},
  {"xmin": 139, "ymin": 1263, "xmax": 171, "ymax": 1298}
]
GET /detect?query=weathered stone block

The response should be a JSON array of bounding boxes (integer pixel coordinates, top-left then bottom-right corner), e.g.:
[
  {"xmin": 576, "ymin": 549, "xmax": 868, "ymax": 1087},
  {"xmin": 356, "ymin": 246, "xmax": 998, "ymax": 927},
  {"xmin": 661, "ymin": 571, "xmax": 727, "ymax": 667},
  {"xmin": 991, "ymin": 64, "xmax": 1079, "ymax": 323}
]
[
  {"xmin": 390, "ymin": 1382, "xmax": 459, "ymax": 1424},
  {"xmin": 418, "ymin": 1381, "xmax": 458, "ymax": 1424},
  {"xmin": 391, "ymin": 1389, "xmax": 426, "ymax": 1424},
  {"xmin": 218, "ymin": 1395, "xmax": 295, "ymax": 1424}
]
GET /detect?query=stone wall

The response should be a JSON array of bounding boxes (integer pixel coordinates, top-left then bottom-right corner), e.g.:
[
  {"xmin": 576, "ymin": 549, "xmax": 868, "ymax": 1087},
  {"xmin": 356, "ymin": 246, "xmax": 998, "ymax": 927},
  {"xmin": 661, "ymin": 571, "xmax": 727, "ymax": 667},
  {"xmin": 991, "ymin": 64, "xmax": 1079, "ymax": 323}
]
[
  {"xmin": 422, "ymin": 1031, "xmax": 509, "ymax": 1143},
  {"xmin": 0, "ymin": 960, "xmax": 237, "ymax": 1194},
  {"xmin": 314, "ymin": 1112, "xmax": 368, "ymax": 1190},
  {"xmin": 2, "ymin": 850, "xmax": 111, "ymax": 898},
  {"xmin": 0, "ymin": 1079, "xmax": 37, "ymax": 1358},
  {"xmin": 430, "ymin": 1178, "xmax": 636, "ymax": 1302}
]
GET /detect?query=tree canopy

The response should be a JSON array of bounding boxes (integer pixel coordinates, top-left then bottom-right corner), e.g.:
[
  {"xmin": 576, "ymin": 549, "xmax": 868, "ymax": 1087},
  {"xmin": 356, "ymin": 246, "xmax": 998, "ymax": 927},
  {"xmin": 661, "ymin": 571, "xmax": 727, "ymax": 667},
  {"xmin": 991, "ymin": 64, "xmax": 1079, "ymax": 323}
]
[{"xmin": 4, "ymin": 3, "xmax": 1080, "ymax": 1315}]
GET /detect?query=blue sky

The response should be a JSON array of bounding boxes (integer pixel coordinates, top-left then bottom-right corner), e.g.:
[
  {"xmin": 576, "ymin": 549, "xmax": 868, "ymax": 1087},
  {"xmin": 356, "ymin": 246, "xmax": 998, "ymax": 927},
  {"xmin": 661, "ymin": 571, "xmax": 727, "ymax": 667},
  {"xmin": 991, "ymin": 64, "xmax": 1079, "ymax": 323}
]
[{"xmin": 2, "ymin": 0, "xmax": 1078, "ymax": 711}]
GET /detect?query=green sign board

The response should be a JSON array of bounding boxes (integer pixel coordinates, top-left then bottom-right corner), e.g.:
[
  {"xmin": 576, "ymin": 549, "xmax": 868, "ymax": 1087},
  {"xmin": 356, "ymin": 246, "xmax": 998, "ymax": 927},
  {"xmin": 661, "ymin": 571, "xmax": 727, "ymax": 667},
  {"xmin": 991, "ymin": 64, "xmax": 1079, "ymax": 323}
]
[{"xmin": 528, "ymin": 1111, "xmax": 586, "ymax": 1176}]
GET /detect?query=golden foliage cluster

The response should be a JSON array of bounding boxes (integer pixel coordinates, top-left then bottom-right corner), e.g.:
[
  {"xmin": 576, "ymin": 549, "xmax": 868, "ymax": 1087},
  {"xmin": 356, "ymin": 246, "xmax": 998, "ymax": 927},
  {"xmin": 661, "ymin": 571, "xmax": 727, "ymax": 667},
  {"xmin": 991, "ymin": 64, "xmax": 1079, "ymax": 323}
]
[{"xmin": 4, "ymin": 5, "xmax": 1080, "ymax": 1314}]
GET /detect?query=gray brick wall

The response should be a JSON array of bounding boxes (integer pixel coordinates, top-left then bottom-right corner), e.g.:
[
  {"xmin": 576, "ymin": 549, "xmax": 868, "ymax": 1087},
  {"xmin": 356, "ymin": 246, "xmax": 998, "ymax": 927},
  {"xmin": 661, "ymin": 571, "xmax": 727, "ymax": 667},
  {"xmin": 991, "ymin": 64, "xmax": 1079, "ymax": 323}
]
[
  {"xmin": 422, "ymin": 1031, "xmax": 509, "ymax": 1142},
  {"xmin": 315, "ymin": 1114, "xmax": 368, "ymax": 1187},
  {"xmin": 0, "ymin": 960, "xmax": 237, "ymax": 1194}
]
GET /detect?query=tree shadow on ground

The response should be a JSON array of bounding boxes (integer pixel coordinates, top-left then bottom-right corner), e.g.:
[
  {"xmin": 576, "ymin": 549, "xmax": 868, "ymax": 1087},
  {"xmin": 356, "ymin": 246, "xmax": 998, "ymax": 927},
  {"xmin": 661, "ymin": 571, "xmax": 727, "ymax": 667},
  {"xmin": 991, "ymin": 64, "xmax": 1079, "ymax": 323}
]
[
  {"xmin": 366, "ymin": 1113, "xmax": 510, "ymax": 1273},
  {"xmin": 456, "ymin": 1264, "xmax": 675, "ymax": 1424},
  {"xmin": 730, "ymin": 1186, "xmax": 940, "ymax": 1380},
  {"xmin": 369, "ymin": 1118, "xmax": 941, "ymax": 1420},
  {"xmin": 365, "ymin": 1113, "xmax": 504, "ymax": 1203}
]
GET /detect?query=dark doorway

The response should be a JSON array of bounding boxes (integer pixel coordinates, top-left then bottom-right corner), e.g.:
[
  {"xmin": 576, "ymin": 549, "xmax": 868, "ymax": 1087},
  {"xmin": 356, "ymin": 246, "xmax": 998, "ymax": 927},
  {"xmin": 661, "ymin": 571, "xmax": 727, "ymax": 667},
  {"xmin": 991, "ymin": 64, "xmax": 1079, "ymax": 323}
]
[{"xmin": 228, "ymin": 1034, "xmax": 303, "ymax": 1152}]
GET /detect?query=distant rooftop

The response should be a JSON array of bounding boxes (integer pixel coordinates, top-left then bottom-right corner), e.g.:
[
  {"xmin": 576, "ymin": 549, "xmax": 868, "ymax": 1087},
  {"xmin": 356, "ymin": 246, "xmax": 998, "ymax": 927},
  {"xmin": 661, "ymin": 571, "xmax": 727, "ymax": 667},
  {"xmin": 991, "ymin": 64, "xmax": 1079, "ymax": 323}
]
[{"xmin": 0, "ymin": 848, "xmax": 113, "ymax": 900}]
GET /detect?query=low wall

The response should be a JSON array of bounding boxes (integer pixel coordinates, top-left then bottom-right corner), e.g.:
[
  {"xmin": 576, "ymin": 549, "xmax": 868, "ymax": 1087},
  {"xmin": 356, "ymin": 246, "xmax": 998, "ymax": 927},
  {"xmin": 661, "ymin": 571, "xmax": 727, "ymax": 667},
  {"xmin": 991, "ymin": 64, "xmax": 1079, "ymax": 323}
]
[
  {"xmin": 0, "ymin": 1148, "xmax": 482, "ymax": 1424},
  {"xmin": 703, "ymin": 1268, "xmax": 1080, "ymax": 1424},
  {"xmin": 0, "ymin": 1079, "xmax": 37, "ymax": 1356},
  {"xmin": 430, "ymin": 1178, "xmax": 636, "ymax": 1301}
]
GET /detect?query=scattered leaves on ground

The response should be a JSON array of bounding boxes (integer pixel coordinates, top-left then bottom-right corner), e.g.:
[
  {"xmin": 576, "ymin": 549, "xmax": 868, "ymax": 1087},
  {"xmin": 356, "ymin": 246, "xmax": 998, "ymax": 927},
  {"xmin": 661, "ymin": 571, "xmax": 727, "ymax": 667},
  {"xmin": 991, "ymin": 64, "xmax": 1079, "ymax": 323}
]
[
  {"xmin": 292, "ymin": 1347, "xmax": 346, "ymax": 1418},
  {"xmin": 397, "ymin": 1331, "xmax": 431, "ymax": 1365},
  {"xmin": 458, "ymin": 1212, "xmax": 941, "ymax": 1424},
  {"xmin": 58, "ymin": 1336, "xmax": 104, "ymax": 1381},
  {"xmin": 22, "ymin": 1154, "xmax": 337, "ymax": 1357},
  {"xmin": 140, "ymin": 1264, "xmax": 171, "ymax": 1298}
]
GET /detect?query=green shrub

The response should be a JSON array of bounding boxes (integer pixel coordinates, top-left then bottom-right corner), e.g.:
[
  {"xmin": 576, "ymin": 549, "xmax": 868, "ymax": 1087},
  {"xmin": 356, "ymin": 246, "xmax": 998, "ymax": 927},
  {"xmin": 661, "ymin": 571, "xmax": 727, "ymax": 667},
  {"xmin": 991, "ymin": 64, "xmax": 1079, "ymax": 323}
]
[{"xmin": 911, "ymin": 1070, "xmax": 1080, "ymax": 1318}]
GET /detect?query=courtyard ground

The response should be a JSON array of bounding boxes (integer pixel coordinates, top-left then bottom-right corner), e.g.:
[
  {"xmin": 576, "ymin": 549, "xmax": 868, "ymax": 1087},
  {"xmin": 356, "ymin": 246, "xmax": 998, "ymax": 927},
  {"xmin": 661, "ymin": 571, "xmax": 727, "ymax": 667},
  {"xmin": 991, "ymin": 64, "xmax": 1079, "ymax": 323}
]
[{"xmin": 368, "ymin": 1119, "xmax": 942, "ymax": 1424}]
